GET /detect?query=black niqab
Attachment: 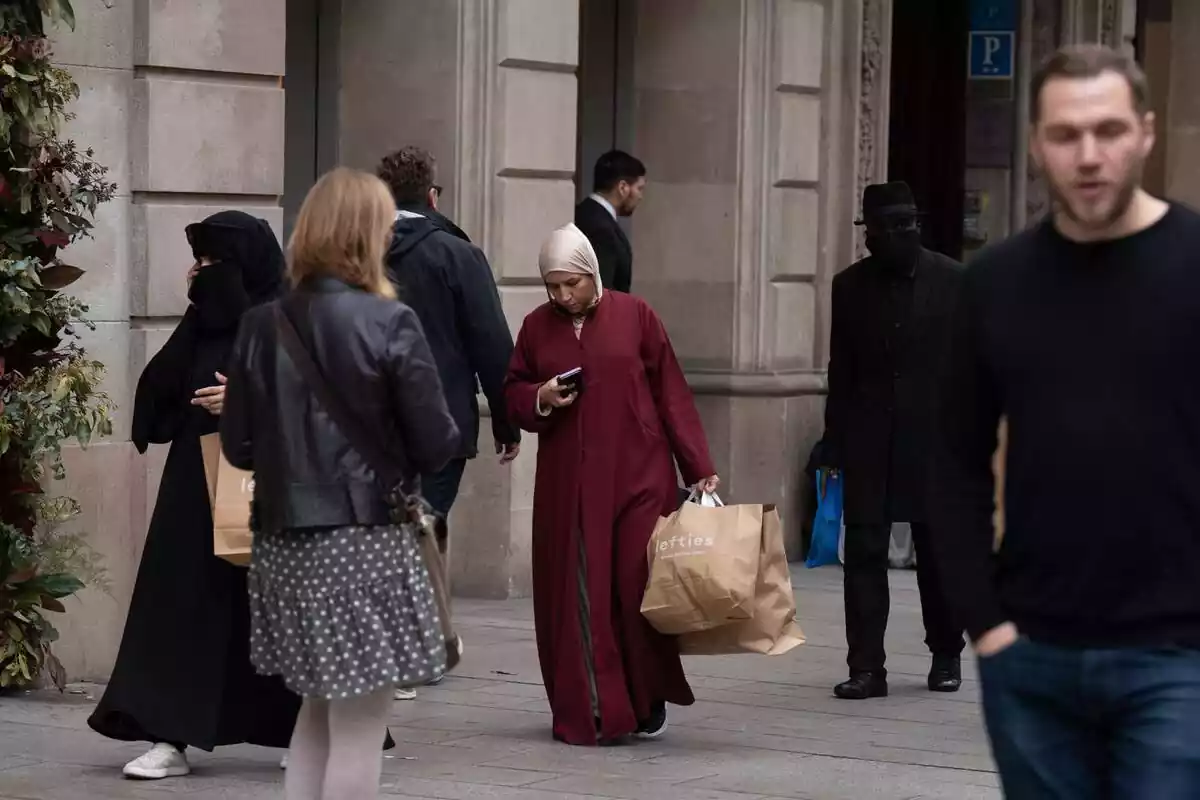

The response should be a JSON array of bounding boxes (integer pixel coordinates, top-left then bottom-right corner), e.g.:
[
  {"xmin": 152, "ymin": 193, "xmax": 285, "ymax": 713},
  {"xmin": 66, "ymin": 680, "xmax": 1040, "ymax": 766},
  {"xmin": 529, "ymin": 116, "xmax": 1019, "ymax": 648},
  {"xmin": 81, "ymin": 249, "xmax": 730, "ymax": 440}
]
[{"xmin": 131, "ymin": 211, "xmax": 285, "ymax": 452}]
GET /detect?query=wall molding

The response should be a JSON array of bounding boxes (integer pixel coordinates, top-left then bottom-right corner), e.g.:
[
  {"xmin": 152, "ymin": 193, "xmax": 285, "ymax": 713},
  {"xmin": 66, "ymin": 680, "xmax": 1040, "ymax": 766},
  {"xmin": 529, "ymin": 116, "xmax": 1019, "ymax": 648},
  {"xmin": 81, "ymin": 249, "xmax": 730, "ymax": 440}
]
[{"xmin": 455, "ymin": 0, "xmax": 497, "ymax": 251}]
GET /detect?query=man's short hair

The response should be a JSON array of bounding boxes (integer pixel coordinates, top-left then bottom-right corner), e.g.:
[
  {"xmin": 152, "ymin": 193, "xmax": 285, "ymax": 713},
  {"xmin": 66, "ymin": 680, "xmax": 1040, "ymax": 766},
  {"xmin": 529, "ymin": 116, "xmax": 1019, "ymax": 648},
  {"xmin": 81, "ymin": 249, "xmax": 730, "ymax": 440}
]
[
  {"xmin": 1031, "ymin": 44, "xmax": 1150, "ymax": 124},
  {"xmin": 592, "ymin": 150, "xmax": 646, "ymax": 193},
  {"xmin": 377, "ymin": 146, "xmax": 436, "ymax": 206}
]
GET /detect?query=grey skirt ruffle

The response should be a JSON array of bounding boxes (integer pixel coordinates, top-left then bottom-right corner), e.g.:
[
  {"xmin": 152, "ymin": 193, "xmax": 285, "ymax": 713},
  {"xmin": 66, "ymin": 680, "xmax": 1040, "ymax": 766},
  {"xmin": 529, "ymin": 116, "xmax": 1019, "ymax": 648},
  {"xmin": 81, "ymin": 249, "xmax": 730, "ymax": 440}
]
[{"xmin": 248, "ymin": 524, "xmax": 446, "ymax": 700}]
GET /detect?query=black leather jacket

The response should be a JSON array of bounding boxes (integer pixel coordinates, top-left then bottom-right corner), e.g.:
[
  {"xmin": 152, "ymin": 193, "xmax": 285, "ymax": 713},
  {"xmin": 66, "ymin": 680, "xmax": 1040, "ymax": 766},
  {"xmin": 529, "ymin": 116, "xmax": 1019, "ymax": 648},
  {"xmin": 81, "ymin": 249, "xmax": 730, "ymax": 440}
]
[{"xmin": 220, "ymin": 277, "xmax": 460, "ymax": 533}]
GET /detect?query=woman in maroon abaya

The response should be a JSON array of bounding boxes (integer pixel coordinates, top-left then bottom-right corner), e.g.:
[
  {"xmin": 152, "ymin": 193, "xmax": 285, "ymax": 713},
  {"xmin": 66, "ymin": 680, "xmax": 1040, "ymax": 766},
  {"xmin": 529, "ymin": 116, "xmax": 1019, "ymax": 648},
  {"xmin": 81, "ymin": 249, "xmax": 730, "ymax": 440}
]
[{"xmin": 504, "ymin": 223, "xmax": 719, "ymax": 746}]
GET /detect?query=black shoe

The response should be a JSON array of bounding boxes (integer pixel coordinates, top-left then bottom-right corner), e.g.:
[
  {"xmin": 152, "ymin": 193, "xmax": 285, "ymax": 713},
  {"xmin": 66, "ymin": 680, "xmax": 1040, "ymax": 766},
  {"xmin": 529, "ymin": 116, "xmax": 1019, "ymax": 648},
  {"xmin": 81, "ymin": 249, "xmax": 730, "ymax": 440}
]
[
  {"xmin": 634, "ymin": 702, "xmax": 668, "ymax": 740},
  {"xmin": 834, "ymin": 672, "xmax": 888, "ymax": 700},
  {"xmin": 928, "ymin": 656, "xmax": 962, "ymax": 693}
]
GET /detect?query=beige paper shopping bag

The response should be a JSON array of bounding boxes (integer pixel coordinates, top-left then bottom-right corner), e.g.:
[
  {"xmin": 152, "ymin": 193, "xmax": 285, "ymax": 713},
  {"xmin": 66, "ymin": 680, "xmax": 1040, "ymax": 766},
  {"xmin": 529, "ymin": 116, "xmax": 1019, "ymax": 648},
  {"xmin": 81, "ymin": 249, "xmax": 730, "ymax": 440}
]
[
  {"xmin": 641, "ymin": 495, "xmax": 764, "ymax": 635},
  {"xmin": 200, "ymin": 433, "xmax": 255, "ymax": 567},
  {"xmin": 678, "ymin": 506, "xmax": 806, "ymax": 656}
]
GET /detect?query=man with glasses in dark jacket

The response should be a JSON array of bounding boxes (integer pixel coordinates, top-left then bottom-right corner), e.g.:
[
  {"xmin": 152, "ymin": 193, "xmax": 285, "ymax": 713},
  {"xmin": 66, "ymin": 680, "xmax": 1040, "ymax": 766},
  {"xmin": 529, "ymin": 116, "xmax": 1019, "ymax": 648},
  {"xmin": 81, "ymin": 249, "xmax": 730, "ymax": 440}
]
[{"xmin": 377, "ymin": 147, "xmax": 521, "ymax": 689}]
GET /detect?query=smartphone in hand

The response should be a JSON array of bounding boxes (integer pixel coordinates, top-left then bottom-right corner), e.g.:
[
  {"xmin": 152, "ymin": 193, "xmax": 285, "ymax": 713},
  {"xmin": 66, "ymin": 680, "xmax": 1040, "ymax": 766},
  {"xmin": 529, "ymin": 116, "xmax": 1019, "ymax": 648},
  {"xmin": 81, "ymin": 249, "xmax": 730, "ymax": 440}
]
[{"xmin": 556, "ymin": 367, "xmax": 583, "ymax": 396}]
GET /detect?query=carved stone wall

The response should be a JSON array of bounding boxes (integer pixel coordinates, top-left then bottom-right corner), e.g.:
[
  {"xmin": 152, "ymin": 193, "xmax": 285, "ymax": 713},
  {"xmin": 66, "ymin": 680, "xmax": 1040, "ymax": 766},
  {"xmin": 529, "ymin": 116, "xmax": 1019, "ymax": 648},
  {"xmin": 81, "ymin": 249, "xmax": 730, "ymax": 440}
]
[
  {"xmin": 1026, "ymin": 0, "xmax": 1065, "ymax": 224},
  {"xmin": 1101, "ymin": 0, "xmax": 1119, "ymax": 44},
  {"xmin": 853, "ymin": 0, "xmax": 891, "ymax": 259}
]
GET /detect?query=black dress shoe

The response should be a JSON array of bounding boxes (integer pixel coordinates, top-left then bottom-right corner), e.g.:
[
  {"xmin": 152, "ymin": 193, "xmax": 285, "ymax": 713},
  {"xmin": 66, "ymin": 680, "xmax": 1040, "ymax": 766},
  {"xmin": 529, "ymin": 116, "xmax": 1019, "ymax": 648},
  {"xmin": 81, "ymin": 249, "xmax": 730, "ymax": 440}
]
[
  {"xmin": 928, "ymin": 656, "xmax": 962, "ymax": 693},
  {"xmin": 834, "ymin": 672, "xmax": 889, "ymax": 699}
]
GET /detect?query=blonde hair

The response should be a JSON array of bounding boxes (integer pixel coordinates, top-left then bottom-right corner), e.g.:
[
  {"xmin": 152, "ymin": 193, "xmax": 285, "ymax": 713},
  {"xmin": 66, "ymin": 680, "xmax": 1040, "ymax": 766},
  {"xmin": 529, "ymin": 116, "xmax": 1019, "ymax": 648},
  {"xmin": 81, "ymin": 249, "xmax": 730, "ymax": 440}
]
[{"xmin": 288, "ymin": 167, "xmax": 397, "ymax": 299}]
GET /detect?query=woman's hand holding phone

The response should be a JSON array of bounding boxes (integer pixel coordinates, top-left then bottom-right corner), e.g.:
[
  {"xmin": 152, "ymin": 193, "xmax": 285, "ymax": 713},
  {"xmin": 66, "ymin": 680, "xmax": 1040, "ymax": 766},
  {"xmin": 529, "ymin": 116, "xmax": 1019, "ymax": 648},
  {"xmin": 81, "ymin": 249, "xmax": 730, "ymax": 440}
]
[{"xmin": 538, "ymin": 377, "xmax": 577, "ymax": 410}]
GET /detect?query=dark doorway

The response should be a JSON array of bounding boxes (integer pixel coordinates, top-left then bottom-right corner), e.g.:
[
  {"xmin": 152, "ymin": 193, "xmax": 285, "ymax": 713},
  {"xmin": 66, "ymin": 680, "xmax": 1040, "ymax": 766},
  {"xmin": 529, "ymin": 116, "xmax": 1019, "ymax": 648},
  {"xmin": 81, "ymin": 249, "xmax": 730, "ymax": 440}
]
[
  {"xmin": 576, "ymin": 0, "xmax": 636, "ymax": 200},
  {"xmin": 887, "ymin": 3, "xmax": 970, "ymax": 260}
]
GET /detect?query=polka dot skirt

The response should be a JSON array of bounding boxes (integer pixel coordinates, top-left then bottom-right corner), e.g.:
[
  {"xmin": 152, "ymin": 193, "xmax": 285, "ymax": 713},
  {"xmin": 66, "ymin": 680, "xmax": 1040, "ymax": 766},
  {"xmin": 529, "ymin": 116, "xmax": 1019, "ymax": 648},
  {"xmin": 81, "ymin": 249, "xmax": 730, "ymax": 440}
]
[{"xmin": 247, "ymin": 524, "xmax": 446, "ymax": 700}]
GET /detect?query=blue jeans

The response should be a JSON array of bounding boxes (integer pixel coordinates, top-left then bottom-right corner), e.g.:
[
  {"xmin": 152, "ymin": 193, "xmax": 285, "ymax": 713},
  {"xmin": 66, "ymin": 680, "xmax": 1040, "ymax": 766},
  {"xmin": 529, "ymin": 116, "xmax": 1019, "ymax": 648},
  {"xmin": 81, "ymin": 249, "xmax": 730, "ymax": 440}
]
[{"xmin": 980, "ymin": 637, "xmax": 1200, "ymax": 799}]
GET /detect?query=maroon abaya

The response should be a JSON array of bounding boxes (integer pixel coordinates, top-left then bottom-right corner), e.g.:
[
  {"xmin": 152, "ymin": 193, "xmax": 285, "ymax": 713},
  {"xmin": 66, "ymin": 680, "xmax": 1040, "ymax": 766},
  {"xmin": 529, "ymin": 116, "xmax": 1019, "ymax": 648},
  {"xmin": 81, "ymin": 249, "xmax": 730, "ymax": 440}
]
[{"xmin": 504, "ymin": 291, "xmax": 715, "ymax": 745}]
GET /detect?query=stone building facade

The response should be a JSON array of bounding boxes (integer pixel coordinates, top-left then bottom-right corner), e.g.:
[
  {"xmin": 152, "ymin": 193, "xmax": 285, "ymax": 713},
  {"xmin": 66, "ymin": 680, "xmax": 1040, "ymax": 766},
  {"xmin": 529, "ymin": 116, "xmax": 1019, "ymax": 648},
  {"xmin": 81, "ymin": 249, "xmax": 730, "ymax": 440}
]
[{"xmin": 45, "ymin": 0, "xmax": 1195, "ymax": 680}]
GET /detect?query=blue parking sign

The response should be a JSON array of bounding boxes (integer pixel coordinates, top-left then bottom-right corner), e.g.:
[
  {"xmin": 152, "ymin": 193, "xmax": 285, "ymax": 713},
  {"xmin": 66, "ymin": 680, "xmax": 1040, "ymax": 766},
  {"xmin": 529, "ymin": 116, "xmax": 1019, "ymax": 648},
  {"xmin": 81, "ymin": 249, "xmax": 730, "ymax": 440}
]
[{"xmin": 969, "ymin": 31, "xmax": 1014, "ymax": 79}]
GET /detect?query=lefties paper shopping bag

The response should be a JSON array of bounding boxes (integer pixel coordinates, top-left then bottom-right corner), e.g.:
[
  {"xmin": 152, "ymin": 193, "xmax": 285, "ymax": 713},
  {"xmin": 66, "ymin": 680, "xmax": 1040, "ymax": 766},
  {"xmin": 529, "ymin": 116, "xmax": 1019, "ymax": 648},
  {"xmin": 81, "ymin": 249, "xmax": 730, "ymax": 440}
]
[
  {"xmin": 641, "ymin": 493, "xmax": 764, "ymax": 635},
  {"xmin": 677, "ymin": 505, "xmax": 806, "ymax": 656},
  {"xmin": 200, "ymin": 433, "xmax": 255, "ymax": 567}
]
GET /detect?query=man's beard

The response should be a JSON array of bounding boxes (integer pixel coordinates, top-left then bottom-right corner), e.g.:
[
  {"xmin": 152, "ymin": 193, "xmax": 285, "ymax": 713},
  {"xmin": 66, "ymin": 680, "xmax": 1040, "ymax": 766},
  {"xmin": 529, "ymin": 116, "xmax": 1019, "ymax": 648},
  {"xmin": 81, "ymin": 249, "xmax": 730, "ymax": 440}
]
[{"xmin": 1048, "ymin": 167, "xmax": 1140, "ymax": 233}]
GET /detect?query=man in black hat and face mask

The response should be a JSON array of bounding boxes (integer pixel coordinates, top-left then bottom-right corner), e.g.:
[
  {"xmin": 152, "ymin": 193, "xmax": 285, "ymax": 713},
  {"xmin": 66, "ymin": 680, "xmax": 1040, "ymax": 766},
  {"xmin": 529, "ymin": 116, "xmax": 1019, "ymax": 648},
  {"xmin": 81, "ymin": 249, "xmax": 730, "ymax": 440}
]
[{"xmin": 822, "ymin": 181, "xmax": 965, "ymax": 700}]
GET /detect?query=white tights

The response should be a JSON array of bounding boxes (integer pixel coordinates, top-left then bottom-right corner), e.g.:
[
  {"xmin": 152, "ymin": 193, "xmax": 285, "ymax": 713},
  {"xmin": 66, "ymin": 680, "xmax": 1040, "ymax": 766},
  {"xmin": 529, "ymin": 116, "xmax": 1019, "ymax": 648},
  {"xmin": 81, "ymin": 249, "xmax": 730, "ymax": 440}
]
[{"xmin": 284, "ymin": 687, "xmax": 392, "ymax": 800}]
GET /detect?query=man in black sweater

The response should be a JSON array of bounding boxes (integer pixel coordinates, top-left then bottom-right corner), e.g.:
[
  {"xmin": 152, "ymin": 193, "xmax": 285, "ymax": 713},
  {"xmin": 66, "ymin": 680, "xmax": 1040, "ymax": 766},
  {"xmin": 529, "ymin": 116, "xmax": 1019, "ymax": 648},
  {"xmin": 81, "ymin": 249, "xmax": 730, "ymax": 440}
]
[
  {"xmin": 934, "ymin": 45, "xmax": 1200, "ymax": 797},
  {"xmin": 574, "ymin": 150, "xmax": 645, "ymax": 293}
]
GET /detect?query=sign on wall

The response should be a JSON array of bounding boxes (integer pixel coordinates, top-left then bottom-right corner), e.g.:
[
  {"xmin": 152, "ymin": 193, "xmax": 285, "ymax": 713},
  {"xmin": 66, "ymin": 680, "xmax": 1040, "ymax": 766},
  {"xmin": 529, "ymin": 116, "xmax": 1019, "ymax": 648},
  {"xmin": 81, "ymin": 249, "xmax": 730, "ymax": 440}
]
[
  {"xmin": 969, "ymin": 32, "xmax": 1015, "ymax": 79},
  {"xmin": 968, "ymin": 0, "xmax": 1016, "ymax": 81}
]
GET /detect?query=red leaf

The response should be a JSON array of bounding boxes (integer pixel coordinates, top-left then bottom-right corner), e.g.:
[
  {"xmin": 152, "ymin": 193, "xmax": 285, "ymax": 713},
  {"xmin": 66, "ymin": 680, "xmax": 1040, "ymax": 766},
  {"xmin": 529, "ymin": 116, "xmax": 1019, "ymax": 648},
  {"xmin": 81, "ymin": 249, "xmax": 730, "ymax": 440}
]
[
  {"xmin": 35, "ymin": 230, "xmax": 70, "ymax": 248},
  {"xmin": 8, "ymin": 568, "xmax": 35, "ymax": 584},
  {"xmin": 38, "ymin": 264, "xmax": 84, "ymax": 290},
  {"xmin": 39, "ymin": 596, "xmax": 65, "ymax": 613}
]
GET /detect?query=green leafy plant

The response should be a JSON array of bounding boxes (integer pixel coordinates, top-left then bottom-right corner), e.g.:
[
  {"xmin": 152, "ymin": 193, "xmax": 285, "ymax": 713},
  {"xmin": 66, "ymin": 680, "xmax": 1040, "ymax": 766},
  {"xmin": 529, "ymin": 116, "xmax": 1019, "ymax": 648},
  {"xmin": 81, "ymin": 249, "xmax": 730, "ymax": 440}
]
[
  {"xmin": 0, "ymin": 0, "xmax": 115, "ymax": 690},
  {"xmin": 0, "ymin": 508, "xmax": 88, "ymax": 690}
]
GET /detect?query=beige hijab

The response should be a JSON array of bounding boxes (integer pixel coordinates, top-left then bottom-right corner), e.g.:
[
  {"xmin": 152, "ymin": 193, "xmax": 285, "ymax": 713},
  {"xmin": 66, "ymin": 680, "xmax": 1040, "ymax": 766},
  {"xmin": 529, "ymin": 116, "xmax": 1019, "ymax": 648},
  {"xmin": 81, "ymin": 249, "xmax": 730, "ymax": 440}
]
[{"xmin": 538, "ymin": 223, "xmax": 603, "ymax": 301}]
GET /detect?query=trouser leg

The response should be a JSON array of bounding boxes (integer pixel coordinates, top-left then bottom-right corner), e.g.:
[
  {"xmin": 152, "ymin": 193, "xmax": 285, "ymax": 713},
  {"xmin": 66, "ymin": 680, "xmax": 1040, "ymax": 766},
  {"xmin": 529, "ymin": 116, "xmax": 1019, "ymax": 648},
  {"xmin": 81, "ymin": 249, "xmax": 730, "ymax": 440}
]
[
  {"xmin": 909, "ymin": 522, "xmax": 965, "ymax": 658},
  {"xmin": 842, "ymin": 523, "xmax": 892, "ymax": 674}
]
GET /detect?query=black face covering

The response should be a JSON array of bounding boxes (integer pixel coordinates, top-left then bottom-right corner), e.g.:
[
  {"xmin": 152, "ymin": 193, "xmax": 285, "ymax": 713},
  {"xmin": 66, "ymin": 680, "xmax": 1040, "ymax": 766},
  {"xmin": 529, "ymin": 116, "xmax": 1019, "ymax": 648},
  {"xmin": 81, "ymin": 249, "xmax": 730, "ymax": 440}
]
[
  {"xmin": 865, "ymin": 228, "xmax": 921, "ymax": 272},
  {"xmin": 187, "ymin": 261, "xmax": 251, "ymax": 333}
]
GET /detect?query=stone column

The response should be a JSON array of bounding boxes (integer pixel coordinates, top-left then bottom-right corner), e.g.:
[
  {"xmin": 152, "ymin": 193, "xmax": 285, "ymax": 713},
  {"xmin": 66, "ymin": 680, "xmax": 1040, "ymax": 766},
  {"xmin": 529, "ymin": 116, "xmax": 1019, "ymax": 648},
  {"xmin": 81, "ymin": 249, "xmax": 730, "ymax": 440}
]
[
  {"xmin": 629, "ymin": 0, "xmax": 859, "ymax": 555},
  {"xmin": 1166, "ymin": 0, "xmax": 1200, "ymax": 208},
  {"xmin": 451, "ymin": 0, "xmax": 578, "ymax": 598},
  {"xmin": 330, "ymin": 0, "xmax": 580, "ymax": 598},
  {"xmin": 51, "ymin": 0, "xmax": 286, "ymax": 680}
]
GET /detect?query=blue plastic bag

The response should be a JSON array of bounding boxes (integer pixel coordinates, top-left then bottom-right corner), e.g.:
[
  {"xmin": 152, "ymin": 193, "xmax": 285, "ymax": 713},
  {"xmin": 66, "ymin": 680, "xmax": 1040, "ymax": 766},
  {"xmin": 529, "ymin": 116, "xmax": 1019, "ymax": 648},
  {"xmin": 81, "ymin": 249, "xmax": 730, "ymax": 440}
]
[{"xmin": 805, "ymin": 468, "xmax": 843, "ymax": 568}]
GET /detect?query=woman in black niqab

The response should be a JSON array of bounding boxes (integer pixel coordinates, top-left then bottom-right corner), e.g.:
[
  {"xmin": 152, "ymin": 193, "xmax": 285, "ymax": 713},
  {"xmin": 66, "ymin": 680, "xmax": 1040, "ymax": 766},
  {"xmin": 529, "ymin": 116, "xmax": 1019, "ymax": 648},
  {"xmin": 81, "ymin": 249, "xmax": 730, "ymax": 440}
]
[{"xmin": 88, "ymin": 211, "xmax": 300, "ymax": 779}]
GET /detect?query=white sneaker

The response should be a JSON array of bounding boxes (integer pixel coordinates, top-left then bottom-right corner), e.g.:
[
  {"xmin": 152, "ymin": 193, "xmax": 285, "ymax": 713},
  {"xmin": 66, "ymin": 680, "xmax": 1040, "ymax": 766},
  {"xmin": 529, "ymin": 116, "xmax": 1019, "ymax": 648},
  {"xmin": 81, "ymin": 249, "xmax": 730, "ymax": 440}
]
[
  {"xmin": 394, "ymin": 687, "xmax": 417, "ymax": 701},
  {"xmin": 123, "ymin": 743, "xmax": 190, "ymax": 780}
]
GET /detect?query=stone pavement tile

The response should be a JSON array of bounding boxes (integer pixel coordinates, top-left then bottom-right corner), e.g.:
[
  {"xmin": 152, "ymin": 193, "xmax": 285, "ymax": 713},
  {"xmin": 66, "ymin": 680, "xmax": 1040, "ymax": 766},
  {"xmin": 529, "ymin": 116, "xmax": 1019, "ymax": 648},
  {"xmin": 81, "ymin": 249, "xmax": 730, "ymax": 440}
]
[
  {"xmin": 671, "ymin": 751, "xmax": 1000, "ymax": 800},
  {"xmin": 463, "ymin": 678, "xmax": 548, "ymax": 699},
  {"xmin": 399, "ymin": 732, "xmax": 548, "ymax": 757},
  {"xmin": 379, "ymin": 724, "xmax": 477, "ymax": 746},
  {"xmin": 0, "ymin": 723, "xmax": 145, "ymax": 770},
  {"xmin": 379, "ymin": 775, "xmax": 621, "ymax": 799},
  {"xmin": 669, "ymin": 725, "xmax": 993, "ymax": 773},
  {"xmin": 380, "ymin": 761, "xmax": 562, "ymax": 788},
  {"xmin": 523, "ymin": 773, "xmax": 779, "ymax": 800},
  {"xmin": 0, "ymin": 763, "xmax": 192, "ymax": 800},
  {"xmin": 0, "ymin": 693, "xmax": 94, "ymax": 730},
  {"xmin": 0, "ymin": 757, "xmax": 41, "ymax": 773},
  {"xmin": 475, "ymin": 743, "xmax": 723, "ymax": 782}
]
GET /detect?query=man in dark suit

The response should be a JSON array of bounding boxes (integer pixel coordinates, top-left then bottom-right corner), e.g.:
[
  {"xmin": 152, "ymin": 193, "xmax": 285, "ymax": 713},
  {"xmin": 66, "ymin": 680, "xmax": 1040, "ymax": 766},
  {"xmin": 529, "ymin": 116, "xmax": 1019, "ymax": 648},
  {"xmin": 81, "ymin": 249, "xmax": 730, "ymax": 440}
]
[
  {"xmin": 823, "ymin": 181, "xmax": 966, "ymax": 700},
  {"xmin": 574, "ymin": 150, "xmax": 645, "ymax": 293}
]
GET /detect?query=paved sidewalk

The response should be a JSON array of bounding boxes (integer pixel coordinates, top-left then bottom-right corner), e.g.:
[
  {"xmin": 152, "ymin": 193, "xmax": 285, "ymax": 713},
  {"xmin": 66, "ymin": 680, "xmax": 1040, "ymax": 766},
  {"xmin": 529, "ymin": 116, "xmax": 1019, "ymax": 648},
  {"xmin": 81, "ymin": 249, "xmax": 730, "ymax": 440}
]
[{"xmin": 0, "ymin": 567, "xmax": 1000, "ymax": 799}]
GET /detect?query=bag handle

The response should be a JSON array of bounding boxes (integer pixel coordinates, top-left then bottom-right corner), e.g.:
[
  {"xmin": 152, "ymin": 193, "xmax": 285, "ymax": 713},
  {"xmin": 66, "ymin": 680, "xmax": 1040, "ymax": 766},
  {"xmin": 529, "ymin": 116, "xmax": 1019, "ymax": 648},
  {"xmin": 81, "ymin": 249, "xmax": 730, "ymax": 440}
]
[
  {"xmin": 817, "ymin": 469, "xmax": 840, "ymax": 522},
  {"xmin": 273, "ymin": 302, "xmax": 412, "ymax": 497},
  {"xmin": 682, "ymin": 488, "xmax": 725, "ymax": 508}
]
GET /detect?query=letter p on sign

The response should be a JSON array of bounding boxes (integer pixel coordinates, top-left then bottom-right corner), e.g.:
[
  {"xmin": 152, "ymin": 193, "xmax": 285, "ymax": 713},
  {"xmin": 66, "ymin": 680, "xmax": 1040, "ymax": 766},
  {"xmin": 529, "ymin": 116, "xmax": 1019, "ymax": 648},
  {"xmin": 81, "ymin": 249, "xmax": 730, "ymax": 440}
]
[{"xmin": 968, "ymin": 31, "xmax": 1014, "ymax": 80}]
